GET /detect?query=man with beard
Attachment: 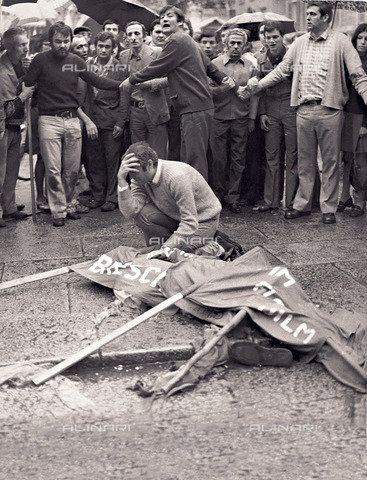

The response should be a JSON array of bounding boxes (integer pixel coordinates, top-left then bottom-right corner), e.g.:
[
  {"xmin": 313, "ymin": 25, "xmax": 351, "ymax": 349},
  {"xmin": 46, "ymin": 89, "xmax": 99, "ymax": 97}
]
[{"xmin": 25, "ymin": 22, "xmax": 123, "ymax": 227}]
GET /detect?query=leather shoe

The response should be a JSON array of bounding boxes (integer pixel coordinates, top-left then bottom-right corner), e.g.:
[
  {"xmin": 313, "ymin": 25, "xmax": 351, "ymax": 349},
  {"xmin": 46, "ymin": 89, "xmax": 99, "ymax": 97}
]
[
  {"xmin": 337, "ymin": 197, "xmax": 353, "ymax": 212},
  {"xmin": 66, "ymin": 212, "xmax": 81, "ymax": 220},
  {"xmin": 322, "ymin": 213, "xmax": 336, "ymax": 224},
  {"xmin": 228, "ymin": 202, "xmax": 241, "ymax": 214},
  {"xmin": 350, "ymin": 206, "xmax": 364, "ymax": 217},
  {"xmin": 53, "ymin": 218, "xmax": 65, "ymax": 227},
  {"xmin": 284, "ymin": 209, "xmax": 311, "ymax": 219},
  {"xmin": 258, "ymin": 204, "xmax": 278, "ymax": 212},
  {"xmin": 75, "ymin": 203, "xmax": 90, "ymax": 214},
  {"xmin": 229, "ymin": 340, "xmax": 293, "ymax": 367},
  {"xmin": 101, "ymin": 201, "xmax": 117, "ymax": 212}
]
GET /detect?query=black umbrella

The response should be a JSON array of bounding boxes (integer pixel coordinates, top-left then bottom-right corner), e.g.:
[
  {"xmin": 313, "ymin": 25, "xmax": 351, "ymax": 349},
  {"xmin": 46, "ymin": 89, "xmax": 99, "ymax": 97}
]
[
  {"xmin": 71, "ymin": 0, "xmax": 158, "ymax": 30},
  {"xmin": 221, "ymin": 11, "xmax": 296, "ymax": 42}
]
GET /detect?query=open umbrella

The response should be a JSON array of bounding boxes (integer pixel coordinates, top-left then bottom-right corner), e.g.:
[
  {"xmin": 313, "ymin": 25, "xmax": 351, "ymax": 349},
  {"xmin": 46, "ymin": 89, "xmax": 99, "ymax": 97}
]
[
  {"xmin": 221, "ymin": 11, "xmax": 296, "ymax": 42},
  {"xmin": 71, "ymin": 0, "xmax": 158, "ymax": 30},
  {"xmin": 2, "ymin": 1, "xmax": 63, "ymax": 27}
]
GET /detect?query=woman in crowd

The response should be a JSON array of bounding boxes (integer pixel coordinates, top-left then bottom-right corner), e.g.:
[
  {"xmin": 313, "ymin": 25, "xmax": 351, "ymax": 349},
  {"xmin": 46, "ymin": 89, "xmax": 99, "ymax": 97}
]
[{"xmin": 340, "ymin": 23, "xmax": 367, "ymax": 217}]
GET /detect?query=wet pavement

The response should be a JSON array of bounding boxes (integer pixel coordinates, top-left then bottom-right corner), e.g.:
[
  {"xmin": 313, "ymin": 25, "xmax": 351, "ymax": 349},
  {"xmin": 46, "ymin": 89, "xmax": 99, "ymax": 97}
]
[{"xmin": 1, "ymin": 170, "xmax": 367, "ymax": 479}]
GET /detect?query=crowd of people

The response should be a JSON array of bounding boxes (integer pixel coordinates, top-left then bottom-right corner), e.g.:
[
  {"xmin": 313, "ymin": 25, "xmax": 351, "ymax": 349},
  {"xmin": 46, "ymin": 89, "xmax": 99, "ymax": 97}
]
[{"xmin": 0, "ymin": 1, "xmax": 367, "ymax": 246}]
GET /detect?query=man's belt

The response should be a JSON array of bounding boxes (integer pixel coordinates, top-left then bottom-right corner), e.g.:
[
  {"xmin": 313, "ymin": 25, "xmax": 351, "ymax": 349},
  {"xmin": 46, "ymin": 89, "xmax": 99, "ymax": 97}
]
[
  {"xmin": 130, "ymin": 100, "xmax": 145, "ymax": 109},
  {"xmin": 301, "ymin": 99, "xmax": 321, "ymax": 105},
  {"xmin": 53, "ymin": 110, "xmax": 78, "ymax": 119}
]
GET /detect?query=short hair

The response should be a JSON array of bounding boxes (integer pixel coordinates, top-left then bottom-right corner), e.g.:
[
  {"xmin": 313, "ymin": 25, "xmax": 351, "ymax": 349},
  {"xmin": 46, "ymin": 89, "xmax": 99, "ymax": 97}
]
[
  {"xmin": 263, "ymin": 21, "xmax": 284, "ymax": 37},
  {"xmin": 102, "ymin": 19, "xmax": 120, "ymax": 31},
  {"xmin": 94, "ymin": 31, "xmax": 116, "ymax": 49},
  {"xmin": 48, "ymin": 22, "xmax": 72, "ymax": 43},
  {"xmin": 225, "ymin": 28, "xmax": 248, "ymax": 46},
  {"xmin": 352, "ymin": 23, "xmax": 367, "ymax": 48},
  {"xmin": 159, "ymin": 5, "xmax": 185, "ymax": 24},
  {"xmin": 307, "ymin": 1, "xmax": 334, "ymax": 23},
  {"xmin": 123, "ymin": 142, "xmax": 158, "ymax": 170},
  {"xmin": 125, "ymin": 21, "xmax": 147, "ymax": 37},
  {"xmin": 73, "ymin": 26, "xmax": 91, "ymax": 36},
  {"xmin": 3, "ymin": 27, "xmax": 26, "ymax": 49},
  {"xmin": 197, "ymin": 31, "xmax": 217, "ymax": 43},
  {"xmin": 149, "ymin": 18, "xmax": 161, "ymax": 35}
]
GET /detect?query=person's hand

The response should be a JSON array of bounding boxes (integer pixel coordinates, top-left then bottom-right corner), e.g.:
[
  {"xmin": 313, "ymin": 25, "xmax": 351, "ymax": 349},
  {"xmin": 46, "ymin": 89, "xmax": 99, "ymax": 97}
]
[
  {"xmin": 247, "ymin": 77, "xmax": 259, "ymax": 93},
  {"xmin": 237, "ymin": 86, "xmax": 251, "ymax": 101},
  {"xmin": 22, "ymin": 56, "xmax": 32, "ymax": 70},
  {"xmin": 19, "ymin": 84, "xmax": 35, "ymax": 102},
  {"xmin": 118, "ymin": 152, "xmax": 140, "ymax": 185},
  {"xmin": 260, "ymin": 114, "xmax": 271, "ymax": 132},
  {"xmin": 360, "ymin": 126, "xmax": 367, "ymax": 137},
  {"xmin": 221, "ymin": 76, "xmax": 236, "ymax": 90},
  {"xmin": 120, "ymin": 78, "xmax": 131, "ymax": 90},
  {"xmin": 113, "ymin": 125, "xmax": 123, "ymax": 139},
  {"xmin": 146, "ymin": 245, "xmax": 173, "ymax": 260},
  {"xmin": 249, "ymin": 119, "xmax": 255, "ymax": 133},
  {"xmin": 85, "ymin": 120, "xmax": 98, "ymax": 140}
]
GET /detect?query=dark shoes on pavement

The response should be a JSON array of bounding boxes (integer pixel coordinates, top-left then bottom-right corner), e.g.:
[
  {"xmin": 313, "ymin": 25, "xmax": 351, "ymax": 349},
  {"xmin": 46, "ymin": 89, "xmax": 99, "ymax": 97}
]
[
  {"xmin": 229, "ymin": 340, "xmax": 293, "ymax": 367},
  {"xmin": 337, "ymin": 197, "xmax": 353, "ymax": 212},
  {"xmin": 322, "ymin": 213, "xmax": 336, "ymax": 224},
  {"xmin": 83, "ymin": 198, "xmax": 104, "ymax": 209},
  {"xmin": 258, "ymin": 204, "xmax": 278, "ymax": 212},
  {"xmin": 4, "ymin": 211, "xmax": 28, "ymax": 220},
  {"xmin": 66, "ymin": 212, "xmax": 81, "ymax": 220},
  {"xmin": 227, "ymin": 202, "xmax": 241, "ymax": 214},
  {"xmin": 284, "ymin": 209, "xmax": 311, "ymax": 219},
  {"xmin": 350, "ymin": 206, "xmax": 364, "ymax": 217},
  {"xmin": 75, "ymin": 203, "xmax": 90, "ymax": 214},
  {"xmin": 101, "ymin": 201, "xmax": 117, "ymax": 212},
  {"xmin": 53, "ymin": 218, "xmax": 65, "ymax": 227}
]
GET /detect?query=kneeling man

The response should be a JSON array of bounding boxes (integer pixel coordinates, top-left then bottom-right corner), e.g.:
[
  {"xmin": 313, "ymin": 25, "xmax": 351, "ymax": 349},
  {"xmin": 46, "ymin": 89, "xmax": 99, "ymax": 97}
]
[{"xmin": 117, "ymin": 142, "xmax": 221, "ymax": 252}]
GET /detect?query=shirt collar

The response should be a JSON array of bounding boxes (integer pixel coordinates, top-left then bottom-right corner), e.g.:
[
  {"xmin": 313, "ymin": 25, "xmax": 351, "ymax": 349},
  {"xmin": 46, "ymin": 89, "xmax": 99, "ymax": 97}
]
[
  {"xmin": 151, "ymin": 158, "xmax": 162, "ymax": 185},
  {"xmin": 223, "ymin": 53, "xmax": 245, "ymax": 65},
  {"xmin": 310, "ymin": 26, "xmax": 330, "ymax": 42}
]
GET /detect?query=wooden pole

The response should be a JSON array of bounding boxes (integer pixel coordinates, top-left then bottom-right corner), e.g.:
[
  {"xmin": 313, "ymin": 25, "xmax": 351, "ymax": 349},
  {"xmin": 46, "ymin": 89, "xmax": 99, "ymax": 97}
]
[
  {"xmin": 25, "ymin": 98, "xmax": 37, "ymax": 222},
  {"xmin": 161, "ymin": 309, "xmax": 248, "ymax": 396},
  {"xmin": 32, "ymin": 292, "xmax": 185, "ymax": 385},
  {"xmin": 0, "ymin": 261, "xmax": 90, "ymax": 291}
]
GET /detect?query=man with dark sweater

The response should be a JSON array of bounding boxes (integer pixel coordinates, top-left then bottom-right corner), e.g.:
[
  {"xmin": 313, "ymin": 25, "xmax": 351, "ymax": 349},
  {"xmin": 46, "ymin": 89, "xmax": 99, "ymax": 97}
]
[
  {"xmin": 118, "ymin": 142, "xmax": 221, "ymax": 253},
  {"xmin": 25, "ymin": 22, "xmax": 123, "ymax": 227},
  {"xmin": 121, "ymin": 6, "xmax": 235, "ymax": 181}
]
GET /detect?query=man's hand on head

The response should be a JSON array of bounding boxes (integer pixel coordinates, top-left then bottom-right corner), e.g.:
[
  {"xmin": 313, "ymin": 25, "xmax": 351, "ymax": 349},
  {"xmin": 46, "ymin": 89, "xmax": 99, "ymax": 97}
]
[{"xmin": 118, "ymin": 152, "xmax": 140, "ymax": 186}]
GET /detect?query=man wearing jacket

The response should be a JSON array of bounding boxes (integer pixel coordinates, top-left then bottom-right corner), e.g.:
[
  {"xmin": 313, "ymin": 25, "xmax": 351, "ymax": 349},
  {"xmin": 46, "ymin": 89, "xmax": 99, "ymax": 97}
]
[
  {"xmin": 83, "ymin": 31, "xmax": 125, "ymax": 212},
  {"xmin": 119, "ymin": 21, "xmax": 169, "ymax": 159},
  {"xmin": 121, "ymin": 6, "xmax": 235, "ymax": 181},
  {"xmin": 248, "ymin": 1, "xmax": 367, "ymax": 224},
  {"xmin": 0, "ymin": 27, "xmax": 34, "ymax": 227}
]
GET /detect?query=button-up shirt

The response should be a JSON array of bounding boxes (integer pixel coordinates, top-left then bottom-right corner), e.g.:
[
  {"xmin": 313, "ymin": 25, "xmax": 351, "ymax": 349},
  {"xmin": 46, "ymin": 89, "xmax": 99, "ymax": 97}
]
[
  {"xmin": 211, "ymin": 53, "xmax": 258, "ymax": 120},
  {"xmin": 128, "ymin": 49, "xmax": 145, "ymax": 103},
  {"xmin": 298, "ymin": 28, "xmax": 332, "ymax": 103}
]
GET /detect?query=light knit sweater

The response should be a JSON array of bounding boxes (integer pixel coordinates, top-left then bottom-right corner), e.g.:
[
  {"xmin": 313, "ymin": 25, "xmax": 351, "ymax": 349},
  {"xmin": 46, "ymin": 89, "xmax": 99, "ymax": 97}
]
[
  {"xmin": 258, "ymin": 29, "xmax": 367, "ymax": 110},
  {"xmin": 118, "ymin": 160, "xmax": 221, "ymax": 246}
]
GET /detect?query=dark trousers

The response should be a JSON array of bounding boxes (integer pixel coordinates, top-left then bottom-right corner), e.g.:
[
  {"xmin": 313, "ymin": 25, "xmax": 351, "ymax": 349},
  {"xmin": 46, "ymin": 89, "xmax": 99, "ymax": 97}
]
[
  {"xmin": 130, "ymin": 106, "xmax": 168, "ymax": 159},
  {"xmin": 211, "ymin": 117, "xmax": 249, "ymax": 205},
  {"xmin": 180, "ymin": 109, "xmax": 214, "ymax": 181},
  {"xmin": 85, "ymin": 128, "xmax": 122, "ymax": 204}
]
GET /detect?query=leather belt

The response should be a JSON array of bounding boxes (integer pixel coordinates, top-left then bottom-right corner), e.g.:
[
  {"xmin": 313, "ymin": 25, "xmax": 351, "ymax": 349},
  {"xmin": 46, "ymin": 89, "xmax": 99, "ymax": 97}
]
[
  {"xmin": 302, "ymin": 99, "xmax": 321, "ymax": 105},
  {"xmin": 53, "ymin": 110, "xmax": 78, "ymax": 119},
  {"xmin": 130, "ymin": 100, "xmax": 145, "ymax": 109}
]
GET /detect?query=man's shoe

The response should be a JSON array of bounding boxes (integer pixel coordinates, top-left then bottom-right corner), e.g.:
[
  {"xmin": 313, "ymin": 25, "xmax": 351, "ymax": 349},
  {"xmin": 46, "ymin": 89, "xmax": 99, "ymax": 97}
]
[
  {"xmin": 75, "ymin": 203, "xmax": 90, "ymax": 214},
  {"xmin": 66, "ymin": 212, "xmax": 81, "ymax": 220},
  {"xmin": 322, "ymin": 213, "xmax": 336, "ymax": 224},
  {"xmin": 17, "ymin": 204, "xmax": 25, "ymax": 211},
  {"xmin": 0, "ymin": 218, "xmax": 6, "ymax": 227},
  {"xmin": 52, "ymin": 218, "xmax": 65, "ymax": 227},
  {"xmin": 337, "ymin": 196, "xmax": 353, "ymax": 212},
  {"xmin": 228, "ymin": 202, "xmax": 241, "ymax": 214},
  {"xmin": 229, "ymin": 340, "xmax": 293, "ymax": 367},
  {"xmin": 83, "ymin": 198, "xmax": 104, "ymax": 209},
  {"xmin": 349, "ymin": 206, "xmax": 364, "ymax": 218},
  {"xmin": 7, "ymin": 211, "xmax": 28, "ymax": 220},
  {"xmin": 284, "ymin": 209, "xmax": 311, "ymax": 219},
  {"xmin": 101, "ymin": 201, "xmax": 117, "ymax": 212},
  {"xmin": 258, "ymin": 204, "xmax": 278, "ymax": 212}
]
